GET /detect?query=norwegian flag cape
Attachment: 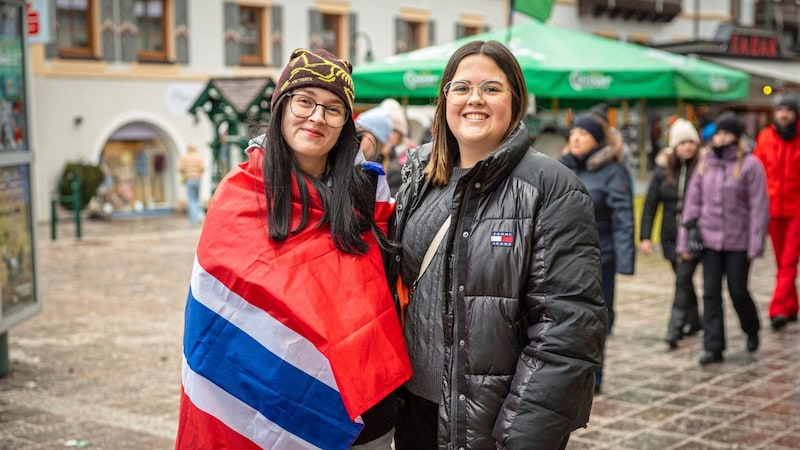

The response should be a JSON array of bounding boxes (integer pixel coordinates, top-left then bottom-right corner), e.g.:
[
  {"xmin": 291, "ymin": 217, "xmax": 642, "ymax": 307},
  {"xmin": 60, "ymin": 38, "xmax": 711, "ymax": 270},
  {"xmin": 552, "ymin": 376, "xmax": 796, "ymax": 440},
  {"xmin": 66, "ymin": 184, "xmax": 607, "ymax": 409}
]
[{"xmin": 176, "ymin": 147, "xmax": 410, "ymax": 449}]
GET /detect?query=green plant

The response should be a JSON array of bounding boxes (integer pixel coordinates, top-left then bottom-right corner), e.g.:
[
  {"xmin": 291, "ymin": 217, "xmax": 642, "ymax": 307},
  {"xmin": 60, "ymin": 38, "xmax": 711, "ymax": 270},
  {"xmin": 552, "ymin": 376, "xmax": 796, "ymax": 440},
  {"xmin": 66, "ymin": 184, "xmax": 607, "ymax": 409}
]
[{"xmin": 58, "ymin": 162, "xmax": 105, "ymax": 210}]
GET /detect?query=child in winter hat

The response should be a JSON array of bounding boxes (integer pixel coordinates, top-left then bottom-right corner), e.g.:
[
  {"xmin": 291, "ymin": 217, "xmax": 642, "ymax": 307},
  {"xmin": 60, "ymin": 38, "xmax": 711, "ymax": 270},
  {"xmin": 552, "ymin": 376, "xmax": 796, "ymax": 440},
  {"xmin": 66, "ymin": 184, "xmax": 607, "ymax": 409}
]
[{"xmin": 356, "ymin": 107, "xmax": 393, "ymax": 145}]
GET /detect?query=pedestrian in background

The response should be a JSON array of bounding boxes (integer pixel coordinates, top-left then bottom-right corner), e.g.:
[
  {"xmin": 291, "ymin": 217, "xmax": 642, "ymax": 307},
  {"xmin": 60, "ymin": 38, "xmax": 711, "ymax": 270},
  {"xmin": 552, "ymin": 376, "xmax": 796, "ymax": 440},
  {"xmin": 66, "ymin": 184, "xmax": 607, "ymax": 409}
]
[
  {"xmin": 176, "ymin": 48, "xmax": 411, "ymax": 450},
  {"xmin": 355, "ymin": 106, "xmax": 394, "ymax": 167},
  {"xmin": 391, "ymin": 40, "xmax": 606, "ymax": 450},
  {"xmin": 677, "ymin": 111, "xmax": 769, "ymax": 365},
  {"xmin": 561, "ymin": 112, "xmax": 635, "ymax": 393},
  {"xmin": 640, "ymin": 118, "xmax": 703, "ymax": 349},
  {"xmin": 177, "ymin": 144, "xmax": 205, "ymax": 226},
  {"xmin": 754, "ymin": 94, "xmax": 800, "ymax": 332}
]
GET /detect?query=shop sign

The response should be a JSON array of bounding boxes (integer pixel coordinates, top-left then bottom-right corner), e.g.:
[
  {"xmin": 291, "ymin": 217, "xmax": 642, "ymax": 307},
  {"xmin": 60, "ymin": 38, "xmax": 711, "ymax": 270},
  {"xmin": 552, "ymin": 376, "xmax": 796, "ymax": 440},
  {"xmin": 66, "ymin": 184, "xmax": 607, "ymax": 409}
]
[{"xmin": 727, "ymin": 31, "xmax": 779, "ymax": 58}]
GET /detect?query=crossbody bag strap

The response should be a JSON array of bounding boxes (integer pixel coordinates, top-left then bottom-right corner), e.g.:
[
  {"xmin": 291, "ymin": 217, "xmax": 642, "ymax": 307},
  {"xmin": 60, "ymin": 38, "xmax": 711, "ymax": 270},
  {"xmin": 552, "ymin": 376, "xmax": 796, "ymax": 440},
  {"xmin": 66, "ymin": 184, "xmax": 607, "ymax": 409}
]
[{"xmin": 415, "ymin": 215, "xmax": 451, "ymax": 285}]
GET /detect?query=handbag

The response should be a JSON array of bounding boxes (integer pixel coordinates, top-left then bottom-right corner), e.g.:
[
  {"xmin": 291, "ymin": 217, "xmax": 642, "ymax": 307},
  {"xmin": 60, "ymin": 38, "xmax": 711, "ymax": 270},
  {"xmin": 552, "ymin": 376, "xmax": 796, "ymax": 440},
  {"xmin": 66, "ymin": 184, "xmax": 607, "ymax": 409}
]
[{"xmin": 396, "ymin": 215, "xmax": 451, "ymax": 327}]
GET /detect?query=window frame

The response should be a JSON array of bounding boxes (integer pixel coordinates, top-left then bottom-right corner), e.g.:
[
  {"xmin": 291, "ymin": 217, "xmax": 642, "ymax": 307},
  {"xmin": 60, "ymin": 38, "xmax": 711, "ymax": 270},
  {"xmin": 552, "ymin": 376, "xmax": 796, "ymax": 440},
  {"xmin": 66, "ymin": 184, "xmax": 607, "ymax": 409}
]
[
  {"xmin": 238, "ymin": 5, "xmax": 264, "ymax": 66},
  {"xmin": 55, "ymin": 0, "xmax": 95, "ymax": 59},
  {"xmin": 135, "ymin": 0, "xmax": 168, "ymax": 62},
  {"xmin": 321, "ymin": 13, "xmax": 342, "ymax": 56}
]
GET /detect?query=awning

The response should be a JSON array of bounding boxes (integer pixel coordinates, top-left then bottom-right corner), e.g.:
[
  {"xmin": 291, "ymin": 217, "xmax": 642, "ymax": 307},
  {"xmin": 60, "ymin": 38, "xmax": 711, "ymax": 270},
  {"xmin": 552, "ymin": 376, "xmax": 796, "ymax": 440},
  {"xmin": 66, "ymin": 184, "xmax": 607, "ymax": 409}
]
[{"xmin": 704, "ymin": 56, "xmax": 800, "ymax": 85}]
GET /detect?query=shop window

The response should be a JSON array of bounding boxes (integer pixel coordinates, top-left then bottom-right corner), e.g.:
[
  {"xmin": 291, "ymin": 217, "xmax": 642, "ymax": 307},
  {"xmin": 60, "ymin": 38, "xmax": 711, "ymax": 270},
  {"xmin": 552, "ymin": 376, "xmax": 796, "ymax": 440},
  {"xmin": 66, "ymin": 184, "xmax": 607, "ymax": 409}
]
[
  {"xmin": 135, "ymin": 0, "xmax": 167, "ymax": 62},
  {"xmin": 456, "ymin": 23, "xmax": 483, "ymax": 39},
  {"xmin": 239, "ymin": 5, "xmax": 263, "ymax": 65},
  {"xmin": 56, "ymin": 0, "xmax": 95, "ymax": 58}
]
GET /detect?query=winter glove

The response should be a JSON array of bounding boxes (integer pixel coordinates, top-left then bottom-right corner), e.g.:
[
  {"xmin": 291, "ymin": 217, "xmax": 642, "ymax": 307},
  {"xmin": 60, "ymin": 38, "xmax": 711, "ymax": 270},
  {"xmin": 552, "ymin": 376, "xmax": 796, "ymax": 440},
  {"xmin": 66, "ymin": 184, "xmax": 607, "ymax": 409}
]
[{"xmin": 684, "ymin": 219, "xmax": 704, "ymax": 258}]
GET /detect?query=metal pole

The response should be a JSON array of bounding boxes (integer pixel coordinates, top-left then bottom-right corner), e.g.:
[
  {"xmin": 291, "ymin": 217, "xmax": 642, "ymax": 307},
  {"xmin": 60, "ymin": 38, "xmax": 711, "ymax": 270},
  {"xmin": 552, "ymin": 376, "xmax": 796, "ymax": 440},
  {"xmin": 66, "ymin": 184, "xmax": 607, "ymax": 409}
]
[
  {"xmin": 50, "ymin": 198, "xmax": 57, "ymax": 241},
  {"xmin": 0, "ymin": 332, "xmax": 8, "ymax": 377},
  {"xmin": 72, "ymin": 177, "xmax": 82, "ymax": 239}
]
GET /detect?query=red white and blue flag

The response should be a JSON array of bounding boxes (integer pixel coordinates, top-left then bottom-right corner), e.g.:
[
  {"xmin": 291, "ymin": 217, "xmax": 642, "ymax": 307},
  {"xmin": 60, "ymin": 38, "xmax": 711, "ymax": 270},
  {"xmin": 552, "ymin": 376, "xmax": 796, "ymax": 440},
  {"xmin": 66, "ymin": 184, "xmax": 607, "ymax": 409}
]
[{"xmin": 176, "ymin": 149, "xmax": 410, "ymax": 449}]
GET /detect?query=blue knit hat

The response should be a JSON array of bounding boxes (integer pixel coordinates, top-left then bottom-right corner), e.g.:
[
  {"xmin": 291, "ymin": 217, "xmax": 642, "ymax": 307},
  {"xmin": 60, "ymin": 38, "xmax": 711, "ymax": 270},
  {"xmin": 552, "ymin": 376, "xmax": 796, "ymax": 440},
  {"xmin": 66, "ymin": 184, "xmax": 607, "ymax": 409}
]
[
  {"xmin": 573, "ymin": 114, "xmax": 605, "ymax": 145},
  {"xmin": 355, "ymin": 107, "xmax": 393, "ymax": 145}
]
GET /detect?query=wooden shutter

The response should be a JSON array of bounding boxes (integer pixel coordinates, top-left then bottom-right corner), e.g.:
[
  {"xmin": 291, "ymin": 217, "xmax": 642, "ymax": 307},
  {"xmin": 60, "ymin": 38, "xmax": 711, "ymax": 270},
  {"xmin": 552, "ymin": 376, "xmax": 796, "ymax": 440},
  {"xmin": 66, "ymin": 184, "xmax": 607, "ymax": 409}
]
[
  {"xmin": 271, "ymin": 4, "xmax": 283, "ymax": 67},
  {"xmin": 308, "ymin": 9, "xmax": 323, "ymax": 51},
  {"xmin": 224, "ymin": 2, "xmax": 240, "ymax": 66},
  {"xmin": 175, "ymin": 0, "xmax": 189, "ymax": 64},
  {"xmin": 120, "ymin": 0, "xmax": 137, "ymax": 62}
]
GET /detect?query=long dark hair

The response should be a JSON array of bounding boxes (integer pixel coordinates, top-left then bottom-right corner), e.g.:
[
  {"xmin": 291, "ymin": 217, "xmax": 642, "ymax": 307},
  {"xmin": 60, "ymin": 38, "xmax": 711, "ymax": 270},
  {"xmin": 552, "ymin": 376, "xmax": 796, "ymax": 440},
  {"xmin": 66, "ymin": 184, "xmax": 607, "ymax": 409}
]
[
  {"xmin": 426, "ymin": 40, "xmax": 528, "ymax": 185},
  {"xmin": 260, "ymin": 94, "xmax": 393, "ymax": 254}
]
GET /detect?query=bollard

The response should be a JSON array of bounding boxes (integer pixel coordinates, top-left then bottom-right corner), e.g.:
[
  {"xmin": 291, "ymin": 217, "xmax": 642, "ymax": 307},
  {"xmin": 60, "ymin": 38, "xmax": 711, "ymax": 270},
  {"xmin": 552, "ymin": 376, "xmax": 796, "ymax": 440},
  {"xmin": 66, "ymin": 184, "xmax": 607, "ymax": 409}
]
[
  {"xmin": 0, "ymin": 332, "xmax": 8, "ymax": 377},
  {"xmin": 50, "ymin": 177, "xmax": 83, "ymax": 241}
]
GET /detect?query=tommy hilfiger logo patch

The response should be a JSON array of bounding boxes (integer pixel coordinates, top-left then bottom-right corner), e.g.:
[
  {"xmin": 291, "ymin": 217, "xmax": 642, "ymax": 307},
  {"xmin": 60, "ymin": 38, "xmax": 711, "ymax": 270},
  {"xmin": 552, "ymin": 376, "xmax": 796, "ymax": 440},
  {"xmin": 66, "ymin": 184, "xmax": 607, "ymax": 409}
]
[{"xmin": 491, "ymin": 231, "xmax": 513, "ymax": 247}]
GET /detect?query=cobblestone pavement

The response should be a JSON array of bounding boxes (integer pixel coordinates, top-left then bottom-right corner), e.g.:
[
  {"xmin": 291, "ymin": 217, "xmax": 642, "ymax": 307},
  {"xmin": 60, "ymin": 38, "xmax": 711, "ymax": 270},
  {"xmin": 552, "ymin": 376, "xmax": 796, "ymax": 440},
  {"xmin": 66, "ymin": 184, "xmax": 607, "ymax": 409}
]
[{"xmin": 0, "ymin": 213, "xmax": 798, "ymax": 449}]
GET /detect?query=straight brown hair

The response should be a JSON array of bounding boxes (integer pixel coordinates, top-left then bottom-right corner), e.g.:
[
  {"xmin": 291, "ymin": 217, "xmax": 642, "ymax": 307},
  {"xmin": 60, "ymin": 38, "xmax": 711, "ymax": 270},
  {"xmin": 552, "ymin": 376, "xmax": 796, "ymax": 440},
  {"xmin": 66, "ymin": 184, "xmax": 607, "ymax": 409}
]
[{"xmin": 425, "ymin": 40, "xmax": 528, "ymax": 185}]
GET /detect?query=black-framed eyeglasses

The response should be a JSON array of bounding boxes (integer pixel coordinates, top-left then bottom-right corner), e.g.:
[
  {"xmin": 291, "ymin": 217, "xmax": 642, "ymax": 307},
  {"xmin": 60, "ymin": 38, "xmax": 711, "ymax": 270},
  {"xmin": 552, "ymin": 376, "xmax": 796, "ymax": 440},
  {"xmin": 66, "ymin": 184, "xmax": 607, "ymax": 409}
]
[
  {"xmin": 286, "ymin": 93, "xmax": 349, "ymax": 128},
  {"xmin": 443, "ymin": 80, "xmax": 508, "ymax": 105}
]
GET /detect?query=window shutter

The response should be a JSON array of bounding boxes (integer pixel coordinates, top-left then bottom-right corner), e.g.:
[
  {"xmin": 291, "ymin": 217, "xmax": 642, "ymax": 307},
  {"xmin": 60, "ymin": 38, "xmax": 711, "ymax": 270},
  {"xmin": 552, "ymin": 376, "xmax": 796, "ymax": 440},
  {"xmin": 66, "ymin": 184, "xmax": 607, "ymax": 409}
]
[
  {"xmin": 394, "ymin": 17, "xmax": 406, "ymax": 54},
  {"xmin": 120, "ymin": 0, "xmax": 137, "ymax": 62},
  {"xmin": 455, "ymin": 23, "xmax": 466, "ymax": 40},
  {"xmin": 44, "ymin": 0, "xmax": 57, "ymax": 58},
  {"xmin": 175, "ymin": 0, "xmax": 189, "ymax": 64},
  {"xmin": 309, "ymin": 9, "xmax": 323, "ymax": 51},
  {"xmin": 348, "ymin": 12, "xmax": 357, "ymax": 63},
  {"xmin": 224, "ymin": 2, "xmax": 240, "ymax": 66},
  {"xmin": 271, "ymin": 4, "xmax": 283, "ymax": 67},
  {"xmin": 428, "ymin": 20, "xmax": 435, "ymax": 46},
  {"xmin": 101, "ymin": 0, "xmax": 116, "ymax": 61}
]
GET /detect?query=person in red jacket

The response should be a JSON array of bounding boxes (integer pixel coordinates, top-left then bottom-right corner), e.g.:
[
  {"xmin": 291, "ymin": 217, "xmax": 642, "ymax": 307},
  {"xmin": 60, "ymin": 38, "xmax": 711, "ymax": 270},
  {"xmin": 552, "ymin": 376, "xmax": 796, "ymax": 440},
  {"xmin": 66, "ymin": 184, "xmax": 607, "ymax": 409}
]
[{"xmin": 754, "ymin": 94, "xmax": 800, "ymax": 332}]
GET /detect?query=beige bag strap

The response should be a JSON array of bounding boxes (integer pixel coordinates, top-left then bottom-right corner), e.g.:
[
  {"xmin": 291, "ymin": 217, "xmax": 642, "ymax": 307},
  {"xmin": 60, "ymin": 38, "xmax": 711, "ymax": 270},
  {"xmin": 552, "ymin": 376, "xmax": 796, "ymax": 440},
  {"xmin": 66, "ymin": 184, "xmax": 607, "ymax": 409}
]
[{"xmin": 415, "ymin": 215, "xmax": 451, "ymax": 285}]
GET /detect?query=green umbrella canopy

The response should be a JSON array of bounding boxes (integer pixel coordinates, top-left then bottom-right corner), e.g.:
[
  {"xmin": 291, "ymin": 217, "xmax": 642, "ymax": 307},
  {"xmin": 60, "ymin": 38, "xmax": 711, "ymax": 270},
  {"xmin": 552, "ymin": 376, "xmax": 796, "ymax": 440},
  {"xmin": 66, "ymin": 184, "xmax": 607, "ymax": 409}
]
[{"xmin": 351, "ymin": 20, "xmax": 749, "ymax": 106}]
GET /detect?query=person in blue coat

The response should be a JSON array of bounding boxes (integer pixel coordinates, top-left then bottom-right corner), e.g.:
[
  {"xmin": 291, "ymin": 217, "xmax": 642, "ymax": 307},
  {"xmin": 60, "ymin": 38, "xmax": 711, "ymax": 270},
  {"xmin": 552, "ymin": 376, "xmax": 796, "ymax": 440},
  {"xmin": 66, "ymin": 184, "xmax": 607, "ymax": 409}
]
[{"xmin": 561, "ymin": 113, "xmax": 635, "ymax": 393}]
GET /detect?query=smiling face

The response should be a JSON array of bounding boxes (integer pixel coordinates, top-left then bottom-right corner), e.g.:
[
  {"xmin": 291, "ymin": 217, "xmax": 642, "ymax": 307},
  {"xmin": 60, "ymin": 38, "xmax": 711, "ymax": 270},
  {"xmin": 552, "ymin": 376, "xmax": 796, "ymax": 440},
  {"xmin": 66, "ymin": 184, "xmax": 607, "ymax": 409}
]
[
  {"xmin": 444, "ymin": 54, "xmax": 512, "ymax": 163},
  {"xmin": 281, "ymin": 87, "xmax": 345, "ymax": 178}
]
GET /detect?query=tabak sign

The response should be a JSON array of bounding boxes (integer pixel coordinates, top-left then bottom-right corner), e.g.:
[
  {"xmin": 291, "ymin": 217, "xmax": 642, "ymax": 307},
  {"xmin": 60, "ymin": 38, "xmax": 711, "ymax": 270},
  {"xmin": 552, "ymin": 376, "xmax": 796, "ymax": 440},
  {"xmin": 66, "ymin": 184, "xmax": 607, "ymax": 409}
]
[{"xmin": 727, "ymin": 29, "xmax": 780, "ymax": 59}]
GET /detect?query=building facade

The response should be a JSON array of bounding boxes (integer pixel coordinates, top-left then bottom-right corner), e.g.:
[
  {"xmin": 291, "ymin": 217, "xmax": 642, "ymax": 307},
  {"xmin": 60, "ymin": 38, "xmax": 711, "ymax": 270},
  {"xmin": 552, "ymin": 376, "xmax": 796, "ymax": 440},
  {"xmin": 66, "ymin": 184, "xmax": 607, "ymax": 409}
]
[
  {"xmin": 28, "ymin": 0, "xmax": 507, "ymax": 221},
  {"xmin": 27, "ymin": 0, "xmax": 799, "ymax": 221}
]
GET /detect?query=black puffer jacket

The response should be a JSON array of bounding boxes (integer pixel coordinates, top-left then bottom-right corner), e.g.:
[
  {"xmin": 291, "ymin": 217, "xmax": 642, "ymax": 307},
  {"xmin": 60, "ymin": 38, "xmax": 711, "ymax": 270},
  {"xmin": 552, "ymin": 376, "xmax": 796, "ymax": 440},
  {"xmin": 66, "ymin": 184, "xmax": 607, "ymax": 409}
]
[{"xmin": 389, "ymin": 124, "xmax": 607, "ymax": 449}]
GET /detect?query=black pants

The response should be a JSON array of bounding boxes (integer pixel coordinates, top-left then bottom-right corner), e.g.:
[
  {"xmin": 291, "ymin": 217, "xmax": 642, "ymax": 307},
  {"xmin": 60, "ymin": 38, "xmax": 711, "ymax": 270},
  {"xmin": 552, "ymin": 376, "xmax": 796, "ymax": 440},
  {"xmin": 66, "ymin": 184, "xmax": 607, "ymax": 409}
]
[
  {"xmin": 395, "ymin": 387, "xmax": 438, "ymax": 450},
  {"xmin": 702, "ymin": 249, "xmax": 760, "ymax": 353},
  {"xmin": 666, "ymin": 257, "xmax": 702, "ymax": 340}
]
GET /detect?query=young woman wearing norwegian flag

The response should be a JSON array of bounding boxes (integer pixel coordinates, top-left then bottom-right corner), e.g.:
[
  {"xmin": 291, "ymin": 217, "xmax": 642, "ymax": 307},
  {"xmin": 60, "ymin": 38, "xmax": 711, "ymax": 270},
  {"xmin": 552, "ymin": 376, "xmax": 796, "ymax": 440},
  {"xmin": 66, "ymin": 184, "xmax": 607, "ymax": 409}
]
[{"xmin": 176, "ymin": 48, "xmax": 411, "ymax": 450}]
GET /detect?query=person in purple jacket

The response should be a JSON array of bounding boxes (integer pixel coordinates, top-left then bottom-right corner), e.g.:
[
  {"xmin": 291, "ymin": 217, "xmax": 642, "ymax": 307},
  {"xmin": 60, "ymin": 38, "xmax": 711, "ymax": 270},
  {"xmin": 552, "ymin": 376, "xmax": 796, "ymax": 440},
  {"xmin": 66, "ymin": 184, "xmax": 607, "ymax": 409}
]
[{"xmin": 677, "ymin": 111, "xmax": 770, "ymax": 365}]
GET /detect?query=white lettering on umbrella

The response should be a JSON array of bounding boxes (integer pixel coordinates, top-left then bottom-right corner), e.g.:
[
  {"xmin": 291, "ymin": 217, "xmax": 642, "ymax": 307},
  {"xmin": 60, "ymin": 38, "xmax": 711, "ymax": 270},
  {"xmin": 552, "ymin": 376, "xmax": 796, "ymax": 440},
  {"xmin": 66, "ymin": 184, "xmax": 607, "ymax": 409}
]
[
  {"xmin": 403, "ymin": 71, "xmax": 441, "ymax": 90},
  {"xmin": 709, "ymin": 76, "xmax": 730, "ymax": 93},
  {"xmin": 569, "ymin": 71, "xmax": 613, "ymax": 91}
]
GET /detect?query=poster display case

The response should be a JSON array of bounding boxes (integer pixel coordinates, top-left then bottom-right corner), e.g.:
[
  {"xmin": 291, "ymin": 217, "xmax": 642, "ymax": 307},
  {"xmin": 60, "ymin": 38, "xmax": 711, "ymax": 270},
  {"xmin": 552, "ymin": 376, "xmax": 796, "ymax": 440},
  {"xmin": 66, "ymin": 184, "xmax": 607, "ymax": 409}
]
[{"xmin": 0, "ymin": 0, "xmax": 39, "ymax": 335}]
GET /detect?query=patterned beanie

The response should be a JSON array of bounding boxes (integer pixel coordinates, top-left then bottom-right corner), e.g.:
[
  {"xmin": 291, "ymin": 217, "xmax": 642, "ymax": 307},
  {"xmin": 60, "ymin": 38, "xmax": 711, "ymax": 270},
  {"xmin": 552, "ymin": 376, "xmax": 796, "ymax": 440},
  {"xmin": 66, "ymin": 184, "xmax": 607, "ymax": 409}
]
[{"xmin": 271, "ymin": 48, "xmax": 355, "ymax": 114}]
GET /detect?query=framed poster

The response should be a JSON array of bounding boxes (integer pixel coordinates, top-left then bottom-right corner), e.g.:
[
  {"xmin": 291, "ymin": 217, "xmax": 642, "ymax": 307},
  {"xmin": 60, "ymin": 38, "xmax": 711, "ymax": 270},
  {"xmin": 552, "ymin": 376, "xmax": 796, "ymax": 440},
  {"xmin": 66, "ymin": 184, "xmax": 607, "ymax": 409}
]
[{"xmin": 0, "ymin": 164, "xmax": 37, "ymax": 331}]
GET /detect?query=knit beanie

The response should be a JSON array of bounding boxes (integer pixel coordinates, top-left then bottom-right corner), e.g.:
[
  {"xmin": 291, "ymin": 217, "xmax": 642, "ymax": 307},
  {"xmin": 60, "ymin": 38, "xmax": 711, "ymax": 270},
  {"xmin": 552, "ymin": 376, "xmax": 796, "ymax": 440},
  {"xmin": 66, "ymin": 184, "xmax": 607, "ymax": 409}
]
[
  {"xmin": 589, "ymin": 103, "xmax": 609, "ymax": 124},
  {"xmin": 668, "ymin": 118, "xmax": 700, "ymax": 147},
  {"xmin": 380, "ymin": 98, "xmax": 409, "ymax": 136},
  {"xmin": 356, "ymin": 107, "xmax": 393, "ymax": 145},
  {"xmin": 573, "ymin": 114, "xmax": 605, "ymax": 145},
  {"xmin": 714, "ymin": 112, "xmax": 742, "ymax": 139},
  {"xmin": 271, "ymin": 48, "xmax": 355, "ymax": 114},
  {"xmin": 775, "ymin": 94, "xmax": 799, "ymax": 115}
]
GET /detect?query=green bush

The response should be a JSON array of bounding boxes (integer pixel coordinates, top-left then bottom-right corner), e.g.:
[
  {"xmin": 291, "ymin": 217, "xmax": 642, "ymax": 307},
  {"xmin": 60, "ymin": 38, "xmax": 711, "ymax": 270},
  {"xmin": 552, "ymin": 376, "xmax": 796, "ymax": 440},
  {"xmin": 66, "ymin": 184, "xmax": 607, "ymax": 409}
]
[{"xmin": 58, "ymin": 162, "xmax": 105, "ymax": 210}]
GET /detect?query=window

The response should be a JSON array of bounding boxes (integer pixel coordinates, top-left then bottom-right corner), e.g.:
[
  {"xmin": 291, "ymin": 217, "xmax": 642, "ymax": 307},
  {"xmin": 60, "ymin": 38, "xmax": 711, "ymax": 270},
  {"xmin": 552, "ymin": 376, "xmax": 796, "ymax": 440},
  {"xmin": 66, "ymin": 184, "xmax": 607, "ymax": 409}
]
[
  {"xmin": 396, "ymin": 19, "xmax": 426, "ymax": 53},
  {"xmin": 239, "ymin": 6, "xmax": 263, "ymax": 65},
  {"xmin": 321, "ymin": 13, "xmax": 341, "ymax": 55},
  {"xmin": 135, "ymin": 0, "xmax": 167, "ymax": 61},
  {"xmin": 56, "ymin": 0, "xmax": 94, "ymax": 58}
]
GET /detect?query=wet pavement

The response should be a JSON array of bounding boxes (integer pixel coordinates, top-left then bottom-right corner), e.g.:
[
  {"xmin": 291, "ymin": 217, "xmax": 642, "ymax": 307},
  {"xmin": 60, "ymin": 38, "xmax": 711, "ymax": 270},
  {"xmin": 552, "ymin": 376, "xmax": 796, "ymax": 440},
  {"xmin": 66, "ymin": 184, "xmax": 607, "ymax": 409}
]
[{"xmin": 0, "ymin": 213, "xmax": 798, "ymax": 449}]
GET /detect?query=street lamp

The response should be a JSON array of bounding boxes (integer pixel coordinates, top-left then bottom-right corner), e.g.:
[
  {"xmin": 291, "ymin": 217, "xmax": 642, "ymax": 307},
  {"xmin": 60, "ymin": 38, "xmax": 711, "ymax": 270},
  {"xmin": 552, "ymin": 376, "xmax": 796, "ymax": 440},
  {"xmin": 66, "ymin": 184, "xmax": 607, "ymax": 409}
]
[{"xmin": 351, "ymin": 31, "xmax": 374, "ymax": 63}]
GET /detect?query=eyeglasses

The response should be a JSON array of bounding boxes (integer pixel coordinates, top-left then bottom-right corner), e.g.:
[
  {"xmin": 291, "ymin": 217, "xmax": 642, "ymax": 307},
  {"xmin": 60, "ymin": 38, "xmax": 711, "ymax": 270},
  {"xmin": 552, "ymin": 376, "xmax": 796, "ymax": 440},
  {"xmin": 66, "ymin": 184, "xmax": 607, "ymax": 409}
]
[
  {"xmin": 286, "ymin": 93, "xmax": 349, "ymax": 128},
  {"xmin": 443, "ymin": 80, "xmax": 508, "ymax": 105}
]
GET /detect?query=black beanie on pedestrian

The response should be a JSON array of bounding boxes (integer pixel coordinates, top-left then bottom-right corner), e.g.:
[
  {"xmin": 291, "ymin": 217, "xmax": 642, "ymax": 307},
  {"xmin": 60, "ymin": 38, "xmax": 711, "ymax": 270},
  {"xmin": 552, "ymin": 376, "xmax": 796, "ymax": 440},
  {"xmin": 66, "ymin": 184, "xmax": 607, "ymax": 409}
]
[
  {"xmin": 775, "ymin": 94, "xmax": 799, "ymax": 116},
  {"xmin": 714, "ymin": 112, "xmax": 742, "ymax": 140},
  {"xmin": 573, "ymin": 114, "xmax": 606, "ymax": 146}
]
